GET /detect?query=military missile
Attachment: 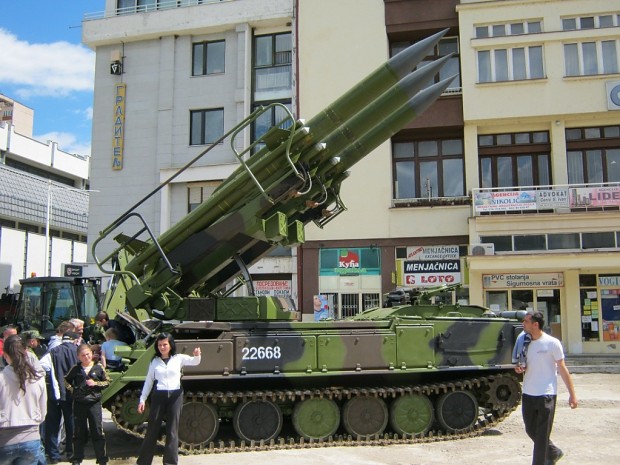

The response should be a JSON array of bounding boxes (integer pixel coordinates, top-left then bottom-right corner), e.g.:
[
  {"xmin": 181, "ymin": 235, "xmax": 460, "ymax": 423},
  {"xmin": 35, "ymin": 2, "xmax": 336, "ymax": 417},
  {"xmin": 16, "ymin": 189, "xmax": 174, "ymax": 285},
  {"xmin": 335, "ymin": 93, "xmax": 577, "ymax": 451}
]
[
  {"xmin": 301, "ymin": 54, "xmax": 453, "ymax": 172},
  {"xmin": 141, "ymin": 78, "xmax": 457, "ymax": 299},
  {"xmin": 223, "ymin": 28, "xmax": 448, "ymax": 178},
  {"xmin": 116, "ymin": 33, "xmax": 451, "ymax": 279}
]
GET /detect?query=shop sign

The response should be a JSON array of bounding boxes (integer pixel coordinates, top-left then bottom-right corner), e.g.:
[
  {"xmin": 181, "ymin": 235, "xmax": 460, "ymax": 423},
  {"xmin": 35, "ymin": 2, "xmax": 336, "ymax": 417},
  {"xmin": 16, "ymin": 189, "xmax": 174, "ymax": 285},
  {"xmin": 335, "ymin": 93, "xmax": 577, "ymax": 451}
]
[
  {"xmin": 570, "ymin": 186, "xmax": 620, "ymax": 208},
  {"xmin": 406, "ymin": 245, "xmax": 459, "ymax": 260},
  {"xmin": 483, "ymin": 272, "xmax": 564, "ymax": 289},
  {"xmin": 63, "ymin": 265, "xmax": 83, "ymax": 277},
  {"xmin": 607, "ymin": 80, "xmax": 620, "ymax": 110},
  {"xmin": 536, "ymin": 189, "xmax": 569, "ymax": 209},
  {"xmin": 405, "ymin": 260, "xmax": 460, "ymax": 273},
  {"xmin": 405, "ymin": 273, "xmax": 459, "ymax": 286},
  {"xmin": 599, "ymin": 276, "xmax": 620, "ymax": 287},
  {"xmin": 254, "ymin": 280, "xmax": 291, "ymax": 297},
  {"xmin": 112, "ymin": 83, "xmax": 126, "ymax": 170},
  {"xmin": 474, "ymin": 190, "xmax": 537, "ymax": 213},
  {"xmin": 404, "ymin": 259, "xmax": 461, "ymax": 286}
]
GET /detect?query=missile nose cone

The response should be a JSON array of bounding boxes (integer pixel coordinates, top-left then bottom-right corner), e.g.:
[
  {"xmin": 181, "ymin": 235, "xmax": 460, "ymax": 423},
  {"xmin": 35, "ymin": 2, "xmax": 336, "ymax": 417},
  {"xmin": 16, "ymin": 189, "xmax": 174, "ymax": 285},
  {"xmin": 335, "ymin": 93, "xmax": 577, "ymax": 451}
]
[
  {"xmin": 388, "ymin": 28, "xmax": 449, "ymax": 78},
  {"xmin": 408, "ymin": 75, "xmax": 459, "ymax": 115},
  {"xmin": 397, "ymin": 52, "xmax": 455, "ymax": 99}
]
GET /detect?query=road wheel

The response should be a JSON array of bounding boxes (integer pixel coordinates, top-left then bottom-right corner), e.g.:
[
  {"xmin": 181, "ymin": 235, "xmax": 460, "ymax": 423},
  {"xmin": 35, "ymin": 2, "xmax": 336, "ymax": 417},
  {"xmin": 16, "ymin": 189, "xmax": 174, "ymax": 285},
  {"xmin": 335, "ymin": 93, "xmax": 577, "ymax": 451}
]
[
  {"xmin": 233, "ymin": 400, "xmax": 283, "ymax": 443},
  {"xmin": 179, "ymin": 399, "xmax": 219, "ymax": 447},
  {"xmin": 342, "ymin": 396, "xmax": 388, "ymax": 438},
  {"xmin": 292, "ymin": 397, "xmax": 340, "ymax": 440},
  {"xmin": 389, "ymin": 393, "xmax": 434, "ymax": 437},
  {"xmin": 436, "ymin": 390, "xmax": 478, "ymax": 433}
]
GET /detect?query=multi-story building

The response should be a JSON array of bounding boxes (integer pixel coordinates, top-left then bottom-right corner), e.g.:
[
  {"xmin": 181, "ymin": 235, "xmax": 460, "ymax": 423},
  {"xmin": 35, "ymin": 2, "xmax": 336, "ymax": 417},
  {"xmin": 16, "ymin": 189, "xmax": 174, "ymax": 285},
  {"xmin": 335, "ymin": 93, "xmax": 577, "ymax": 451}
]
[
  {"xmin": 299, "ymin": 0, "xmax": 467, "ymax": 321},
  {"xmin": 83, "ymin": 0, "xmax": 298, "ymax": 301},
  {"xmin": 457, "ymin": 0, "xmax": 620, "ymax": 355},
  {"xmin": 83, "ymin": 0, "xmax": 620, "ymax": 355},
  {"xmin": 0, "ymin": 94, "xmax": 92, "ymax": 292}
]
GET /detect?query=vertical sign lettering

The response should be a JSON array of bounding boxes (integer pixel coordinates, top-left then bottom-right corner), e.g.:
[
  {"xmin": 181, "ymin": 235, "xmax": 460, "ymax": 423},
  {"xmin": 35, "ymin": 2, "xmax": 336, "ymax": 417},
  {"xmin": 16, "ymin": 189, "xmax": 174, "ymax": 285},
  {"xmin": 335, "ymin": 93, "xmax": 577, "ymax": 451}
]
[{"xmin": 113, "ymin": 83, "xmax": 126, "ymax": 170}]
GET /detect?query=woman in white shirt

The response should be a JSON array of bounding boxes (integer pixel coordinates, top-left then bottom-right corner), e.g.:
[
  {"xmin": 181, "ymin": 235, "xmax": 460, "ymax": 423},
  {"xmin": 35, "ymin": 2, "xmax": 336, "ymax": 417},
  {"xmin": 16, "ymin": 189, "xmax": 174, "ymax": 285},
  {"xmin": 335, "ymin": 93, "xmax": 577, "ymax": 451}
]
[{"xmin": 136, "ymin": 333, "xmax": 201, "ymax": 465}]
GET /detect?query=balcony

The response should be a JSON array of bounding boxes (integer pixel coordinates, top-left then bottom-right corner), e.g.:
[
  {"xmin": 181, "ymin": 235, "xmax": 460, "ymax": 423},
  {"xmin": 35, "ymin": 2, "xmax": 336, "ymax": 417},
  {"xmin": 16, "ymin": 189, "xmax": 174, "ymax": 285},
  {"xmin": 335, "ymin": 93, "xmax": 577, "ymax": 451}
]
[
  {"xmin": 472, "ymin": 182, "xmax": 620, "ymax": 217},
  {"xmin": 84, "ymin": 0, "xmax": 225, "ymax": 20},
  {"xmin": 470, "ymin": 182, "xmax": 620, "ymax": 255}
]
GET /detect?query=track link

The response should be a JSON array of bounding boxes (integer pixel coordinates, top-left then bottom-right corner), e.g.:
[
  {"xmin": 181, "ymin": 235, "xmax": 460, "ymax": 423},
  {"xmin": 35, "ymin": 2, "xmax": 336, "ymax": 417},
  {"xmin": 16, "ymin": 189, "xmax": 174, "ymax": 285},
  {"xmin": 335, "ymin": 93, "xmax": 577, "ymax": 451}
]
[{"xmin": 110, "ymin": 373, "xmax": 520, "ymax": 454}]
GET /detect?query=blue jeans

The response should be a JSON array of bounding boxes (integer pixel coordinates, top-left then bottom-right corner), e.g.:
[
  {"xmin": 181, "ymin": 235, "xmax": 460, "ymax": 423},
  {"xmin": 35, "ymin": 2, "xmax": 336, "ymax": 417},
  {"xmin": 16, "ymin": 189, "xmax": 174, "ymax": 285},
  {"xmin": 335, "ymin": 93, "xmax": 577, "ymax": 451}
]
[{"xmin": 0, "ymin": 439, "xmax": 43, "ymax": 465}]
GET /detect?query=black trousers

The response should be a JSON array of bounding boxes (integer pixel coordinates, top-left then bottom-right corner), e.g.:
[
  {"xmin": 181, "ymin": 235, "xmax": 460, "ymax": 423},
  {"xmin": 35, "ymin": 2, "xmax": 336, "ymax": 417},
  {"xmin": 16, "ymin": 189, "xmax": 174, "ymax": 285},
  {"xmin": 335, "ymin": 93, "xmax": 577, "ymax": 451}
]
[
  {"xmin": 72, "ymin": 401, "xmax": 107, "ymax": 464},
  {"xmin": 137, "ymin": 389, "xmax": 183, "ymax": 465},
  {"xmin": 522, "ymin": 394, "xmax": 562, "ymax": 465},
  {"xmin": 45, "ymin": 398, "xmax": 74, "ymax": 460}
]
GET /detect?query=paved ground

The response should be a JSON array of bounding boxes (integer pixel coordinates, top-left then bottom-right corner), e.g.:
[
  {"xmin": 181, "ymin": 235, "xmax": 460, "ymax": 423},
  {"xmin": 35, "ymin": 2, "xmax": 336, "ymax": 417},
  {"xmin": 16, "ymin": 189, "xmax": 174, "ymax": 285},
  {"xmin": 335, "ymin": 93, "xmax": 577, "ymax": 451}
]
[{"xmin": 80, "ymin": 372, "xmax": 619, "ymax": 465}]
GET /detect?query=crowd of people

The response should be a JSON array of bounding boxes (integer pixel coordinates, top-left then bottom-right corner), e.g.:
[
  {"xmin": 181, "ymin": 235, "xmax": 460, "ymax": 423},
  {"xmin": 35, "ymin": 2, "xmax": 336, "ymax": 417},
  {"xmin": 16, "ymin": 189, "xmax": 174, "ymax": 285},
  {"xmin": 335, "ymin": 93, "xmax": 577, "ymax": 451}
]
[
  {"xmin": 0, "ymin": 312, "xmax": 201, "ymax": 465},
  {"xmin": 2, "ymin": 306, "xmax": 579, "ymax": 465},
  {"xmin": 0, "ymin": 312, "xmax": 135, "ymax": 465}
]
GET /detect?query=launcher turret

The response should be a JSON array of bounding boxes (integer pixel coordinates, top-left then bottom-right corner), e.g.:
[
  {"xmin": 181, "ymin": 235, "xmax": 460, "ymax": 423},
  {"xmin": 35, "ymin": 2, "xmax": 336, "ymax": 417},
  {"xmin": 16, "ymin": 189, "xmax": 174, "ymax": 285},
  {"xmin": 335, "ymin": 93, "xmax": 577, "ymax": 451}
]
[{"xmin": 93, "ymin": 29, "xmax": 455, "ymax": 324}]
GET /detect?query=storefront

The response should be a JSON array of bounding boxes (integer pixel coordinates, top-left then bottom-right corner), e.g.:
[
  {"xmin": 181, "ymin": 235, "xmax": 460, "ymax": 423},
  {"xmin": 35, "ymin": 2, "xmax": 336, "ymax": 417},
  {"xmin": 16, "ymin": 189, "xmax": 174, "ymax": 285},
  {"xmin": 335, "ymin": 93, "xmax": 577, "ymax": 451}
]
[
  {"xmin": 579, "ymin": 274, "xmax": 620, "ymax": 344},
  {"xmin": 317, "ymin": 247, "xmax": 382, "ymax": 319},
  {"xmin": 482, "ymin": 272, "xmax": 563, "ymax": 339},
  {"xmin": 468, "ymin": 253, "xmax": 620, "ymax": 355}
]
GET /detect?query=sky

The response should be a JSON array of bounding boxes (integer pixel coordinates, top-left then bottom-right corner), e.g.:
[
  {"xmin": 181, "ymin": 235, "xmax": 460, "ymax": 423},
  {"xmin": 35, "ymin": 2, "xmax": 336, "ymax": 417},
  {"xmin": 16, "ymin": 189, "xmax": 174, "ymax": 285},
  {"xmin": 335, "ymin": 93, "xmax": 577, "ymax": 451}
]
[{"xmin": 0, "ymin": 1, "xmax": 104, "ymax": 156}]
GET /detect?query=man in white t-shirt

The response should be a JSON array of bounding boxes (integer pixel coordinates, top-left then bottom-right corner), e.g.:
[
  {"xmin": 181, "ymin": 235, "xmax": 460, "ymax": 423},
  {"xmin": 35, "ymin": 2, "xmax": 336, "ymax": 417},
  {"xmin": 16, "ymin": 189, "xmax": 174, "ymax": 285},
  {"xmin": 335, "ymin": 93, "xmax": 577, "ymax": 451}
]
[{"xmin": 514, "ymin": 311, "xmax": 578, "ymax": 465}]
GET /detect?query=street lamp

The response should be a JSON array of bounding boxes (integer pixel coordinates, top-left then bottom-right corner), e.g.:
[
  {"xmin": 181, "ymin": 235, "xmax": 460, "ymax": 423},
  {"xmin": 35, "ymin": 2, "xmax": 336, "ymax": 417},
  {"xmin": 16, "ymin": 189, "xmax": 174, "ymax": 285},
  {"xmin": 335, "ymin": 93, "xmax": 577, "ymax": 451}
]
[{"xmin": 44, "ymin": 182, "xmax": 99, "ymax": 276}]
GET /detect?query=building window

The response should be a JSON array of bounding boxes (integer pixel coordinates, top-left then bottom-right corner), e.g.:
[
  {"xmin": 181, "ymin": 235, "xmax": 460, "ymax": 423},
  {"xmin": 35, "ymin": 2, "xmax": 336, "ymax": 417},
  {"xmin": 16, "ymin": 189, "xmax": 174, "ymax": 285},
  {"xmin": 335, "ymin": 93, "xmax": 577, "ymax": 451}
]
[
  {"xmin": 393, "ymin": 138, "xmax": 464, "ymax": 199},
  {"xmin": 254, "ymin": 32, "xmax": 292, "ymax": 102},
  {"xmin": 192, "ymin": 40, "xmax": 225, "ymax": 76},
  {"xmin": 188, "ymin": 181, "xmax": 221, "ymax": 212},
  {"xmin": 475, "ymin": 20, "xmax": 542, "ymax": 38},
  {"xmin": 190, "ymin": 108, "xmax": 224, "ymax": 145},
  {"xmin": 479, "ymin": 132, "xmax": 551, "ymax": 188},
  {"xmin": 482, "ymin": 231, "xmax": 620, "ymax": 253},
  {"xmin": 562, "ymin": 14, "xmax": 620, "ymax": 31},
  {"xmin": 564, "ymin": 40, "xmax": 619, "ymax": 76},
  {"xmin": 478, "ymin": 46, "xmax": 544, "ymax": 83},
  {"xmin": 566, "ymin": 125, "xmax": 620, "ymax": 184},
  {"xmin": 251, "ymin": 102, "xmax": 293, "ymax": 149},
  {"xmin": 391, "ymin": 37, "xmax": 461, "ymax": 92}
]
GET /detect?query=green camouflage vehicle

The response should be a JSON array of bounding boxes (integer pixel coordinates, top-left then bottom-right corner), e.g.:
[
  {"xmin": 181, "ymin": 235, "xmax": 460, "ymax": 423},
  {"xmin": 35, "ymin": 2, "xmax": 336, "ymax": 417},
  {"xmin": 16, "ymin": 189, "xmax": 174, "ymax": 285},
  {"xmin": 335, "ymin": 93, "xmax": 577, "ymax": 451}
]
[{"xmin": 86, "ymin": 30, "xmax": 524, "ymax": 453}]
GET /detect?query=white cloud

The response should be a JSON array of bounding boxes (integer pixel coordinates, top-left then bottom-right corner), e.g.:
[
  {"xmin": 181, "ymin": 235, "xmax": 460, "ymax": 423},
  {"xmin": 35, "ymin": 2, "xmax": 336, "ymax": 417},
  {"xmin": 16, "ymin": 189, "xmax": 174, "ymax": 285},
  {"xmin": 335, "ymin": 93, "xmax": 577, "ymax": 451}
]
[
  {"xmin": 0, "ymin": 28, "xmax": 95, "ymax": 98},
  {"xmin": 36, "ymin": 131, "xmax": 91, "ymax": 157}
]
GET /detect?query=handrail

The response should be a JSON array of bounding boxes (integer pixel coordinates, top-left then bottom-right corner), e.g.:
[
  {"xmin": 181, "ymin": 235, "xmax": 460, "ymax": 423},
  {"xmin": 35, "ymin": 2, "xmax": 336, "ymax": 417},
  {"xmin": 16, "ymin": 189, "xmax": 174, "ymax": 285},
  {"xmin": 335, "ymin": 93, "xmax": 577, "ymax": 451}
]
[{"xmin": 84, "ymin": 0, "xmax": 228, "ymax": 21}]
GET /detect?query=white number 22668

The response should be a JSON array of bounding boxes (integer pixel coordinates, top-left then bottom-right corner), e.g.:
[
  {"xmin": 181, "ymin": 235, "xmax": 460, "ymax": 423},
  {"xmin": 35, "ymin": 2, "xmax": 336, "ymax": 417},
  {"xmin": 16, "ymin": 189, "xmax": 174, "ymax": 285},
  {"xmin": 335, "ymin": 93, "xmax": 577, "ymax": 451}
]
[{"xmin": 241, "ymin": 346, "xmax": 282, "ymax": 360}]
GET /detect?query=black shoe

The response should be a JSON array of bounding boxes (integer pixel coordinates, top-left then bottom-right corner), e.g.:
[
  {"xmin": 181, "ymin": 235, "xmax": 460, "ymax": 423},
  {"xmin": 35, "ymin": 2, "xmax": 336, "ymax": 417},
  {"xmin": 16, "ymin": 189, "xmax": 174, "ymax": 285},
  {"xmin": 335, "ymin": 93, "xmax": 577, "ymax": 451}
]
[{"xmin": 546, "ymin": 449, "xmax": 564, "ymax": 465}]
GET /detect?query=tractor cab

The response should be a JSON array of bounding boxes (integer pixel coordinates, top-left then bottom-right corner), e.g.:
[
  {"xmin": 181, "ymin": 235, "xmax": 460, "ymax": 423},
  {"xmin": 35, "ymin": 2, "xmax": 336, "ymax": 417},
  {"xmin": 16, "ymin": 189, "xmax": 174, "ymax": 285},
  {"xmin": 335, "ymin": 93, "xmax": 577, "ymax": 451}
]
[{"xmin": 12, "ymin": 276, "xmax": 102, "ymax": 340}]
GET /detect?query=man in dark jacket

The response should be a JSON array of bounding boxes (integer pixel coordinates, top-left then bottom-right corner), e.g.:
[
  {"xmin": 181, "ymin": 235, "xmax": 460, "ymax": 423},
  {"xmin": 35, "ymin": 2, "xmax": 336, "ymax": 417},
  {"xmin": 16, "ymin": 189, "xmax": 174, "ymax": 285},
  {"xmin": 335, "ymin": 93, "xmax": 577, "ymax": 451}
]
[{"xmin": 40, "ymin": 331, "xmax": 79, "ymax": 463}]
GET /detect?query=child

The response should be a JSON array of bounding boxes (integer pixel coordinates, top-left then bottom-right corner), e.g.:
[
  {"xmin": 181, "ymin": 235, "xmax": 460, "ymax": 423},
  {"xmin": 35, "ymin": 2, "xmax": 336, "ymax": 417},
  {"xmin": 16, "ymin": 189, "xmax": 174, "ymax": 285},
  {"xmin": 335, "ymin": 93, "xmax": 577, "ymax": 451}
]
[
  {"xmin": 100, "ymin": 327, "xmax": 129, "ymax": 372},
  {"xmin": 64, "ymin": 343, "xmax": 109, "ymax": 465}
]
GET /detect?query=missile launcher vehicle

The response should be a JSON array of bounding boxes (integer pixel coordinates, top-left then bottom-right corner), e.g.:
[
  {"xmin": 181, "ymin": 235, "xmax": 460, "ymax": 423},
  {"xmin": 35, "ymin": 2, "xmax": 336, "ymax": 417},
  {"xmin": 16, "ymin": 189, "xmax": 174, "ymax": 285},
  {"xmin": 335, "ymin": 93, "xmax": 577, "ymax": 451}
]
[{"xmin": 87, "ymin": 30, "xmax": 523, "ymax": 453}]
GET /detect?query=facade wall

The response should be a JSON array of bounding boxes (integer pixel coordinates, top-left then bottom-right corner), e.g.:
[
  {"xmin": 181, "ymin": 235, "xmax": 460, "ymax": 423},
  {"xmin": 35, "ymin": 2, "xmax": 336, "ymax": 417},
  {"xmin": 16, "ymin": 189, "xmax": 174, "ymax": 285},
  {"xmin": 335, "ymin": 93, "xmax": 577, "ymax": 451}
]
[
  {"xmin": 299, "ymin": 0, "xmax": 470, "ymax": 319},
  {"xmin": 84, "ymin": 0, "xmax": 297, "ymax": 303},
  {"xmin": 85, "ymin": 0, "xmax": 294, "ymax": 257},
  {"xmin": 457, "ymin": 0, "xmax": 620, "ymax": 354},
  {"xmin": 0, "ymin": 105, "xmax": 91, "ymax": 290}
]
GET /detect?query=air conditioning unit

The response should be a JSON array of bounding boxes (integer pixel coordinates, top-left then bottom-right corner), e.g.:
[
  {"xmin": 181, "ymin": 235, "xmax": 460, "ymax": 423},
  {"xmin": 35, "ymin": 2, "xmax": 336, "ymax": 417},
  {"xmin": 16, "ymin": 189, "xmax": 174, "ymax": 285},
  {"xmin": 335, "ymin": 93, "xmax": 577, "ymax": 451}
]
[{"xmin": 468, "ymin": 243, "xmax": 495, "ymax": 256}]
